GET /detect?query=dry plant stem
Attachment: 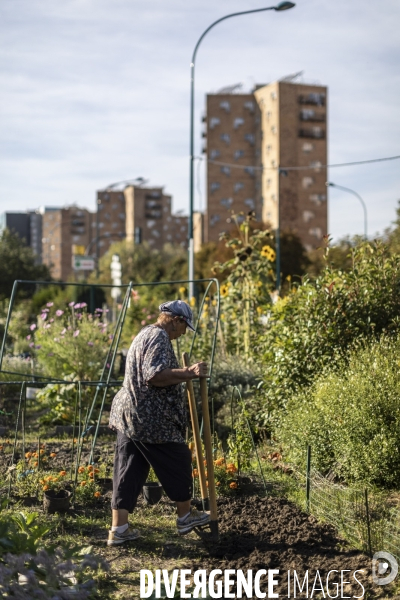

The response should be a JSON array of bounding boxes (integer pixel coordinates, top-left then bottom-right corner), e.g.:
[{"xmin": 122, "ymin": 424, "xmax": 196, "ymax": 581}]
[{"xmin": 182, "ymin": 352, "xmax": 208, "ymax": 504}]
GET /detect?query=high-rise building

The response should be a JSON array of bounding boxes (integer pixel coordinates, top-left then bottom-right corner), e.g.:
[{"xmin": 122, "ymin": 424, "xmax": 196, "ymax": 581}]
[
  {"xmin": 204, "ymin": 79, "xmax": 328, "ymax": 251},
  {"xmin": 96, "ymin": 184, "xmax": 195, "ymax": 258},
  {"xmin": 42, "ymin": 207, "xmax": 95, "ymax": 280}
]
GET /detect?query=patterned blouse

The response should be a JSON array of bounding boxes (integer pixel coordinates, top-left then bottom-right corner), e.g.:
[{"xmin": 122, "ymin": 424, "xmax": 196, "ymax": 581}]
[{"xmin": 109, "ymin": 325, "xmax": 187, "ymax": 443}]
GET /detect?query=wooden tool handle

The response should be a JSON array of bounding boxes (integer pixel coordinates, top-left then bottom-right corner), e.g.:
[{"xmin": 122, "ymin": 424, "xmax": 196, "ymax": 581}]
[
  {"xmin": 182, "ymin": 352, "xmax": 208, "ymax": 504},
  {"xmin": 200, "ymin": 377, "xmax": 218, "ymax": 529}
]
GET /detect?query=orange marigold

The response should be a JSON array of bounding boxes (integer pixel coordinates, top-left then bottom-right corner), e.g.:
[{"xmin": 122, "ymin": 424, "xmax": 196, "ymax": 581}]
[
  {"xmin": 89, "ymin": 472, "xmax": 94, "ymax": 479},
  {"xmin": 25, "ymin": 452, "xmax": 32, "ymax": 459},
  {"xmin": 78, "ymin": 466, "xmax": 85, "ymax": 473},
  {"xmin": 43, "ymin": 485, "xmax": 49, "ymax": 491},
  {"xmin": 192, "ymin": 469, "xmax": 199, "ymax": 478},
  {"xmin": 94, "ymin": 468, "xmax": 100, "ymax": 474},
  {"xmin": 94, "ymin": 491, "xmax": 101, "ymax": 498},
  {"xmin": 33, "ymin": 461, "xmax": 38, "ymax": 467},
  {"xmin": 214, "ymin": 458, "xmax": 225, "ymax": 466},
  {"xmin": 80, "ymin": 481, "xmax": 86, "ymax": 486},
  {"xmin": 229, "ymin": 481, "xmax": 238, "ymax": 489},
  {"xmin": 87, "ymin": 465, "xmax": 94, "ymax": 472},
  {"xmin": 59, "ymin": 470, "xmax": 67, "ymax": 476},
  {"xmin": 50, "ymin": 453, "xmax": 57, "ymax": 458}
]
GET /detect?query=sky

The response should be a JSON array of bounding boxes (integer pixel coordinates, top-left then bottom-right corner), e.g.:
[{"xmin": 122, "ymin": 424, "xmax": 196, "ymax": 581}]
[{"xmin": 1, "ymin": 0, "xmax": 399, "ymax": 241}]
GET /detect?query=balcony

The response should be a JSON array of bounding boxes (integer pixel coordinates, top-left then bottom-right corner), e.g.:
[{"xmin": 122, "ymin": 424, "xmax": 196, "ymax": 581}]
[
  {"xmin": 299, "ymin": 127, "xmax": 325, "ymax": 140},
  {"xmin": 299, "ymin": 109, "xmax": 326, "ymax": 122},
  {"xmin": 298, "ymin": 93, "xmax": 326, "ymax": 106}
]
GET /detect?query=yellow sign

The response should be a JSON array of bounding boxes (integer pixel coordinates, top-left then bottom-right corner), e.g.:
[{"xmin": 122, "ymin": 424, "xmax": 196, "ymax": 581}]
[{"xmin": 72, "ymin": 245, "xmax": 85, "ymax": 255}]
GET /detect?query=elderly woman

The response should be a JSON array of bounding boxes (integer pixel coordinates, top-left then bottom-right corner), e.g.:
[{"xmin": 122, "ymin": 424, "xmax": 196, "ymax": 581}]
[{"xmin": 107, "ymin": 300, "xmax": 209, "ymax": 546}]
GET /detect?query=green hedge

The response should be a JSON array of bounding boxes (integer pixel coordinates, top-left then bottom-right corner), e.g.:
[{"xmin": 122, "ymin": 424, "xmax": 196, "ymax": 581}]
[{"xmin": 277, "ymin": 335, "xmax": 400, "ymax": 487}]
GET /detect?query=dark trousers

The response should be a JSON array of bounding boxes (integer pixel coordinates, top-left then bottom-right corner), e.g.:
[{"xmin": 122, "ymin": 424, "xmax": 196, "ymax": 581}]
[{"xmin": 111, "ymin": 431, "xmax": 192, "ymax": 513}]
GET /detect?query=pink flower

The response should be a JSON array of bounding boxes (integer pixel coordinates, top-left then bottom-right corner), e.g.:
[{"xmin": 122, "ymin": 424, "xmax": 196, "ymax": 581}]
[
  {"xmin": 30, "ymin": 324, "xmax": 36, "ymax": 331},
  {"xmin": 95, "ymin": 308, "xmax": 103, "ymax": 313},
  {"xmin": 141, "ymin": 320, "xmax": 146, "ymax": 325},
  {"xmin": 109, "ymin": 334, "xmax": 113, "ymax": 340},
  {"xmin": 106, "ymin": 363, "xmax": 110, "ymax": 368},
  {"xmin": 73, "ymin": 330, "xmax": 80, "ymax": 337},
  {"xmin": 46, "ymin": 302, "xmax": 54, "ymax": 307},
  {"xmin": 41, "ymin": 313, "xmax": 47, "ymax": 321},
  {"xmin": 29, "ymin": 342, "xmax": 34, "ymax": 348},
  {"xmin": 61, "ymin": 328, "xmax": 66, "ymax": 335},
  {"xmin": 26, "ymin": 335, "xmax": 31, "ymax": 341},
  {"xmin": 131, "ymin": 290, "xmax": 140, "ymax": 301},
  {"xmin": 49, "ymin": 318, "xmax": 54, "ymax": 323},
  {"xmin": 147, "ymin": 315, "xmax": 152, "ymax": 320},
  {"xmin": 80, "ymin": 302, "xmax": 87, "ymax": 308},
  {"xmin": 68, "ymin": 301, "xmax": 75, "ymax": 307},
  {"xmin": 88, "ymin": 341, "xmax": 94, "ymax": 347},
  {"xmin": 55, "ymin": 310, "xmax": 64, "ymax": 317},
  {"xmin": 45, "ymin": 324, "xmax": 51, "ymax": 329},
  {"xmin": 42, "ymin": 308, "xmax": 49, "ymax": 312}
]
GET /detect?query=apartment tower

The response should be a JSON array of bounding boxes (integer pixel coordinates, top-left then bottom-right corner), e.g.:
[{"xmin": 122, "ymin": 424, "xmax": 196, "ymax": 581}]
[{"xmin": 205, "ymin": 79, "xmax": 328, "ymax": 250}]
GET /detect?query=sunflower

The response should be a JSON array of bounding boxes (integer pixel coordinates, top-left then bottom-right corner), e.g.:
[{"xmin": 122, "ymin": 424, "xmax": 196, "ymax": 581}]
[
  {"xmin": 261, "ymin": 245, "xmax": 276, "ymax": 261},
  {"xmin": 220, "ymin": 285, "xmax": 229, "ymax": 298}
]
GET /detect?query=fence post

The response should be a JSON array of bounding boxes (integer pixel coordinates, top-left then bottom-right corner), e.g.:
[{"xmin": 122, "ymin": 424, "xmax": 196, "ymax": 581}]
[
  {"xmin": 365, "ymin": 488, "xmax": 373, "ymax": 557},
  {"xmin": 306, "ymin": 445, "xmax": 311, "ymax": 512}
]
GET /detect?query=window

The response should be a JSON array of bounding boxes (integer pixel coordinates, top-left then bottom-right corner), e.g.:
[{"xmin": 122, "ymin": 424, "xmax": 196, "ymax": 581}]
[
  {"xmin": 266, "ymin": 111, "xmax": 272, "ymax": 120},
  {"xmin": 244, "ymin": 166, "xmax": 255, "ymax": 177},
  {"xmin": 220, "ymin": 198, "xmax": 233, "ymax": 208},
  {"xmin": 244, "ymin": 101, "xmax": 255, "ymax": 112},
  {"xmin": 234, "ymin": 149, "xmax": 245, "ymax": 160},
  {"xmin": 266, "ymin": 144, "xmax": 272, "ymax": 153},
  {"xmin": 112, "ymin": 203, "xmax": 118, "ymax": 210},
  {"xmin": 302, "ymin": 177, "xmax": 314, "ymax": 188},
  {"xmin": 309, "ymin": 194, "xmax": 327, "ymax": 205},
  {"xmin": 210, "ymin": 149, "xmax": 220, "ymax": 159},
  {"xmin": 152, "ymin": 229, "xmax": 160, "ymax": 238},
  {"xmin": 310, "ymin": 161, "xmax": 322, "ymax": 172},
  {"xmin": 145, "ymin": 192, "xmax": 161, "ymax": 199},
  {"xmin": 244, "ymin": 198, "xmax": 255, "ymax": 209},
  {"xmin": 271, "ymin": 125, "xmax": 277, "ymax": 134},
  {"xmin": 266, "ymin": 179, "xmax": 271, "ymax": 188},
  {"xmin": 309, "ymin": 227, "xmax": 322, "ymax": 238},
  {"xmin": 299, "ymin": 127, "xmax": 325, "ymax": 139},
  {"xmin": 220, "ymin": 101, "xmax": 230, "ymax": 112},
  {"xmin": 271, "ymin": 91, "xmax": 277, "ymax": 100},
  {"xmin": 302, "ymin": 142, "xmax": 314, "ymax": 152},
  {"xmin": 271, "ymin": 194, "xmax": 277, "ymax": 202},
  {"xmin": 300, "ymin": 109, "xmax": 315, "ymax": 120},
  {"xmin": 220, "ymin": 133, "xmax": 230, "ymax": 144},
  {"xmin": 119, "ymin": 213, "xmax": 125, "ymax": 220},
  {"xmin": 210, "ymin": 182, "xmax": 221, "ymax": 193},
  {"xmin": 303, "ymin": 210, "xmax": 315, "ymax": 223},
  {"xmin": 210, "ymin": 214, "xmax": 221, "ymax": 227},
  {"xmin": 244, "ymin": 133, "xmax": 255, "ymax": 145},
  {"xmin": 147, "ymin": 220, "xmax": 155, "ymax": 228},
  {"xmin": 209, "ymin": 117, "xmax": 220, "ymax": 129},
  {"xmin": 233, "ymin": 117, "xmax": 244, "ymax": 129},
  {"xmin": 221, "ymin": 166, "xmax": 230, "ymax": 176},
  {"xmin": 298, "ymin": 93, "xmax": 326, "ymax": 106},
  {"xmin": 234, "ymin": 182, "xmax": 244, "ymax": 193}
]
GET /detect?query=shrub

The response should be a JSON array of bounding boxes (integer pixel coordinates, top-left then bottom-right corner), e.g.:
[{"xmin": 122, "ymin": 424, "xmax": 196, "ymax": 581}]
[
  {"xmin": 257, "ymin": 241, "xmax": 400, "ymax": 425},
  {"xmin": 277, "ymin": 335, "xmax": 400, "ymax": 487}
]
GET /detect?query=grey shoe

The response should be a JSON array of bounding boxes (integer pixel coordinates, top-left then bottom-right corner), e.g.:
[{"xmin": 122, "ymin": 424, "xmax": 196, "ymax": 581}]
[
  {"xmin": 177, "ymin": 508, "xmax": 210, "ymax": 536},
  {"xmin": 107, "ymin": 526, "xmax": 140, "ymax": 546}
]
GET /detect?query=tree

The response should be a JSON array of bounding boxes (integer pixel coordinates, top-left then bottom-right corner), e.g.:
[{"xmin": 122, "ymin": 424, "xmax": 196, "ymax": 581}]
[{"xmin": 0, "ymin": 229, "xmax": 51, "ymax": 300}]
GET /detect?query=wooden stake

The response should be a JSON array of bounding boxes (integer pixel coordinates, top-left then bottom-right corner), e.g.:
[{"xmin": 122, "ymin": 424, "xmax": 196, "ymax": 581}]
[
  {"xmin": 182, "ymin": 353, "xmax": 208, "ymax": 508},
  {"xmin": 199, "ymin": 376, "xmax": 218, "ymax": 540}
]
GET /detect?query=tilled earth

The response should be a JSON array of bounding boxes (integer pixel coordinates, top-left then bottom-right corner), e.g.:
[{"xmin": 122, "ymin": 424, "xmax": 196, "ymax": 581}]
[{"xmin": 189, "ymin": 495, "xmax": 395, "ymax": 599}]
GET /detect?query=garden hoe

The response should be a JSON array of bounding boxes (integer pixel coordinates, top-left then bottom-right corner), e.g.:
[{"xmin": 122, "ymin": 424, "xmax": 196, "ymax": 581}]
[{"xmin": 182, "ymin": 353, "xmax": 218, "ymax": 542}]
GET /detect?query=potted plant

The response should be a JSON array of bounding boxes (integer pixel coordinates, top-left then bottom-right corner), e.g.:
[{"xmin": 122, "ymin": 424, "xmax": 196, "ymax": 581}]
[
  {"xmin": 41, "ymin": 470, "xmax": 71, "ymax": 513},
  {"xmin": 143, "ymin": 467, "xmax": 163, "ymax": 505}
]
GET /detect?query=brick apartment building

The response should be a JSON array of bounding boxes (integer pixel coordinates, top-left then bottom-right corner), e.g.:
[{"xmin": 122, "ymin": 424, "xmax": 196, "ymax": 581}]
[
  {"xmin": 42, "ymin": 207, "xmax": 95, "ymax": 280},
  {"xmin": 96, "ymin": 185, "xmax": 189, "ymax": 258},
  {"xmin": 204, "ymin": 79, "xmax": 328, "ymax": 250}
]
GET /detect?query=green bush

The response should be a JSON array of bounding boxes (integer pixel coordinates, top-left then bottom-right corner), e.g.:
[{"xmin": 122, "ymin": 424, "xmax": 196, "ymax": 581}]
[
  {"xmin": 257, "ymin": 241, "xmax": 400, "ymax": 425},
  {"xmin": 277, "ymin": 335, "xmax": 400, "ymax": 487}
]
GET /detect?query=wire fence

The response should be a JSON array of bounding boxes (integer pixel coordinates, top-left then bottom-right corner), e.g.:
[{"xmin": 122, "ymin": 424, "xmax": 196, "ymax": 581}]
[{"xmin": 286, "ymin": 451, "xmax": 400, "ymax": 562}]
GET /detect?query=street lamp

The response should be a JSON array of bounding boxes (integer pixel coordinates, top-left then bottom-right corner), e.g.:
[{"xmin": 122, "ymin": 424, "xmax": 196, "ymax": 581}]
[
  {"xmin": 326, "ymin": 182, "xmax": 368, "ymax": 240},
  {"xmin": 188, "ymin": 1, "xmax": 296, "ymax": 297}
]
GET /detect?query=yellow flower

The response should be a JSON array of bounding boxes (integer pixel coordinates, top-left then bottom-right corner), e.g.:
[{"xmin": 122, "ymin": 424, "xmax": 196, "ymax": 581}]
[
  {"xmin": 179, "ymin": 286, "xmax": 186, "ymax": 294},
  {"xmin": 205, "ymin": 296, "xmax": 209, "ymax": 302},
  {"xmin": 261, "ymin": 245, "xmax": 276, "ymax": 261},
  {"xmin": 190, "ymin": 297, "xmax": 196, "ymax": 307},
  {"xmin": 220, "ymin": 314, "xmax": 225, "ymax": 321},
  {"xmin": 220, "ymin": 285, "xmax": 229, "ymax": 298},
  {"xmin": 256, "ymin": 306, "xmax": 263, "ymax": 315},
  {"xmin": 212, "ymin": 300, "xmax": 217, "ymax": 306}
]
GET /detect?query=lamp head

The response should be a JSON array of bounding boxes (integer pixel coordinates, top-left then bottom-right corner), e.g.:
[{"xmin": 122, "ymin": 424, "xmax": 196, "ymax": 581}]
[
  {"xmin": 326, "ymin": 182, "xmax": 335, "ymax": 187},
  {"xmin": 274, "ymin": 1, "xmax": 296, "ymax": 10}
]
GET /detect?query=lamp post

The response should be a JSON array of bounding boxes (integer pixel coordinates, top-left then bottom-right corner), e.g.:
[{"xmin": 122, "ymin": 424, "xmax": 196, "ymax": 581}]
[
  {"xmin": 326, "ymin": 182, "xmax": 368, "ymax": 240},
  {"xmin": 188, "ymin": 1, "xmax": 296, "ymax": 298}
]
